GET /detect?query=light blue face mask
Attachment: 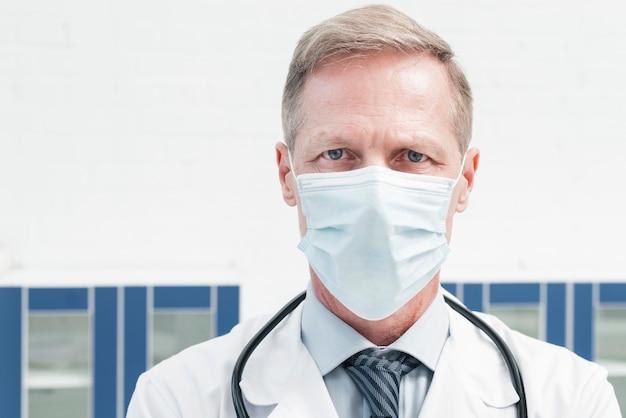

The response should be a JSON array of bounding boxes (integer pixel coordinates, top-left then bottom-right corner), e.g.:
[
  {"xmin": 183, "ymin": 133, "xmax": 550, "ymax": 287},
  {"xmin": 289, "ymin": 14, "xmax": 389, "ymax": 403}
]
[{"xmin": 294, "ymin": 164, "xmax": 463, "ymax": 320}]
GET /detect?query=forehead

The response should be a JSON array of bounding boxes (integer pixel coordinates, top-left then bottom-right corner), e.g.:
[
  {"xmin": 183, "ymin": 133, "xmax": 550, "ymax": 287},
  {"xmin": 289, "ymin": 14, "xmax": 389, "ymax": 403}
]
[{"xmin": 295, "ymin": 51, "xmax": 458, "ymax": 156}]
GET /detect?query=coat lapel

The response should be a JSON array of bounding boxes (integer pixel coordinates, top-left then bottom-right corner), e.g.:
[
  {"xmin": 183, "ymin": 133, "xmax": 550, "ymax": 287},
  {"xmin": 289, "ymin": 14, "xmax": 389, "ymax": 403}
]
[
  {"xmin": 239, "ymin": 304, "xmax": 338, "ymax": 418},
  {"xmin": 266, "ymin": 348, "xmax": 338, "ymax": 418},
  {"xmin": 419, "ymin": 356, "xmax": 489, "ymax": 417},
  {"xmin": 419, "ymin": 305, "xmax": 519, "ymax": 418}
]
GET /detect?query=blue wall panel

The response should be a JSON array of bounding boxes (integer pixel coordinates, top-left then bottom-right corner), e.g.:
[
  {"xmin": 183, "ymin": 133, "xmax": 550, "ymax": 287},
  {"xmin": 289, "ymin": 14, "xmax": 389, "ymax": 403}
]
[
  {"xmin": 490, "ymin": 283, "xmax": 540, "ymax": 304},
  {"xmin": 29, "ymin": 287, "xmax": 88, "ymax": 311},
  {"xmin": 546, "ymin": 283, "xmax": 566, "ymax": 347},
  {"xmin": 124, "ymin": 287, "xmax": 147, "ymax": 414},
  {"xmin": 0, "ymin": 288, "xmax": 21, "ymax": 418},
  {"xmin": 154, "ymin": 286, "xmax": 211, "ymax": 309},
  {"xmin": 463, "ymin": 283, "xmax": 484, "ymax": 312},
  {"xmin": 573, "ymin": 283, "xmax": 593, "ymax": 360},
  {"xmin": 94, "ymin": 287, "xmax": 118, "ymax": 418},
  {"xmin": 217, "ymin": 286, "xmax": 239, "ymax": 336},
  {"xmin": 599, "ymin": 283, "xmax": 626, "ymax": 303}
]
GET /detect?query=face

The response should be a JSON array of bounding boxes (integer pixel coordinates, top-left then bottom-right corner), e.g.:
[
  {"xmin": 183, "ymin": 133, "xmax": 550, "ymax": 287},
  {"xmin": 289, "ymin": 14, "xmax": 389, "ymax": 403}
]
[{"xmin": 277, "ymin": 51, "xmax": 479, "ymax": 241}]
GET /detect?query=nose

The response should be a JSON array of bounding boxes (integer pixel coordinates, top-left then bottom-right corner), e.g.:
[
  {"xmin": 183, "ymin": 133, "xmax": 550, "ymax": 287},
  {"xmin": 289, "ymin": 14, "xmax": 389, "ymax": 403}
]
[{"xmin": 359, "ymin": 153, "xmax": 390, "ymax": 170}]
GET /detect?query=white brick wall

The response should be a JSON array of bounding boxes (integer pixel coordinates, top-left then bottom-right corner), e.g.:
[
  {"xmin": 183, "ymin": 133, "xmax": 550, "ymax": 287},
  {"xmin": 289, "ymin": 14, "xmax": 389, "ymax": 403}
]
[{"xmin": 1, "ymin": 0, "xmax": 625, "ymax": 318}]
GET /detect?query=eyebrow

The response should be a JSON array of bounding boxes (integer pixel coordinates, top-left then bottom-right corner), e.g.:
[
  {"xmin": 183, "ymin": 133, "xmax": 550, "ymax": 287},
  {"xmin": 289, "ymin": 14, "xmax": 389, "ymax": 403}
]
[
  {"xmin": 297, "ymin": 130, "xmax": 355, "ymax": 154},
  {"xmin": 298, "ymin": 122, "xmax": 457, "ymax": 159}
]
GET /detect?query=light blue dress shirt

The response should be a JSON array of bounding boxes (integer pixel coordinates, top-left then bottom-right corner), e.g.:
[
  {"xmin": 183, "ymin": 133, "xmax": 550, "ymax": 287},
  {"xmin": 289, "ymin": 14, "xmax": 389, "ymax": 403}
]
[{"xmin": 301, "ymin": 283, "xmax": 450, "ymax": 417}]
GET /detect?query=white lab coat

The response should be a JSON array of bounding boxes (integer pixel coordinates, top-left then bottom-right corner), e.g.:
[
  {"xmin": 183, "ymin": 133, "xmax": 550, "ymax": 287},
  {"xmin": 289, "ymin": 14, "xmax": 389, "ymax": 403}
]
[{"xmin": 127, "ymin": 300, "xmax": 621, "ymax": 417}]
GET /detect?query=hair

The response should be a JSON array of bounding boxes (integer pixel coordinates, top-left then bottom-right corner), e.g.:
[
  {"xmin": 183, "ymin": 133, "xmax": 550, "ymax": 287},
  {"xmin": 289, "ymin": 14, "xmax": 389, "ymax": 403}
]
[{"xmin": 282, "ymin": 5, "xmax": 473, "ymax": 154}]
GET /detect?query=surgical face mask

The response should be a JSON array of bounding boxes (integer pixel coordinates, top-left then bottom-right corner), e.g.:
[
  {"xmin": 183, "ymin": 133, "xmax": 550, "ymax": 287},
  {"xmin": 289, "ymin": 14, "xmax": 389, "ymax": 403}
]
[{"xmin": 294, "ymin": 163, "xmax": 463, "ymax": 320}]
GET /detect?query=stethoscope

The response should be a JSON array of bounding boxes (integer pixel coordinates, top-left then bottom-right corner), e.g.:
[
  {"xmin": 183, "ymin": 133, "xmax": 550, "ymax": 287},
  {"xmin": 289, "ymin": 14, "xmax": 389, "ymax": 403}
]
[{"xmin": 231, "ymin": 290, "xmax": 528, "ymax": 418}]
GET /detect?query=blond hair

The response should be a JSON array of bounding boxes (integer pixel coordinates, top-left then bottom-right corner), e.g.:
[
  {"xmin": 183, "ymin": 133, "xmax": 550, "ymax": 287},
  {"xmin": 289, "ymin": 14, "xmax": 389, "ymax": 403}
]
[{"xmin": 282, "ymin": 5, "xmax": 472, "ymax": 154}]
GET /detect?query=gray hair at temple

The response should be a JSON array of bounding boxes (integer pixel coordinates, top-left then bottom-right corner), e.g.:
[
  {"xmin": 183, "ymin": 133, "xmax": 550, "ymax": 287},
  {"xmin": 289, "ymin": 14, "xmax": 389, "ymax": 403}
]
[{"xmin": 282, "ymin": 4, "xmax": 473, "ymax": 155}]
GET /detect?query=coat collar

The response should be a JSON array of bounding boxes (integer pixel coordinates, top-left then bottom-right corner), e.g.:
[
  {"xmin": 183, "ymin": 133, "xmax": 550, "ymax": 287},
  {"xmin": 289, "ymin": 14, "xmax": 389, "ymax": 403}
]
[
  {"xmin": 239, "ymin": 303, "xmax": 338, "ymax": 417},
  {"xmin": 419, "ymin": 304, "xmax": 519, "ymax": 417}
]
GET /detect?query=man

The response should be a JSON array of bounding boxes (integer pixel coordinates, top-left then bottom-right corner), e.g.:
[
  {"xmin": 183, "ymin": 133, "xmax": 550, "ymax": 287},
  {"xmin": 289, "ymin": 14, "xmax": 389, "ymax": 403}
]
[{"xmin": 127, "ymin": 5, "xmax": 621, "ymax": 417}]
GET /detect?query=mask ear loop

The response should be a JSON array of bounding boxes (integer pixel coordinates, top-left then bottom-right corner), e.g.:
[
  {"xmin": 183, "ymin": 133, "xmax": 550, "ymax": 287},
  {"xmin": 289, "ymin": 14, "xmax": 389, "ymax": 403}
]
[
  {"xmin": 451, "ymin": 153, "xmax": 468, "ymax": 189},
  {"xmin": 288, "ymin": 150, "xmax": 298, "ymax": 180}
]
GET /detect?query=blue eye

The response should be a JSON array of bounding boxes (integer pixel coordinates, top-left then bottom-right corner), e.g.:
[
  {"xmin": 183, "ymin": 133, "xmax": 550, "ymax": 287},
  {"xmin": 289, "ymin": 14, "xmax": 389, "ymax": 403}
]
[
  {"xmin": 326, "ymin": 149, "xmax": 344, "ymax": 160},
  {"xmin": 407, "ymin": 150, "xmax": 425, "ymax": 162}
]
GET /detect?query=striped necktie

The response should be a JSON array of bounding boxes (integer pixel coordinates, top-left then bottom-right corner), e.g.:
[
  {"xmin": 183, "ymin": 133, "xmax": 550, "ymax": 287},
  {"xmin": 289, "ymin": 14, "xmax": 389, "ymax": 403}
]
[{"xmin": 343, "ymin": 349, "xmax": 420, "ymax": 418}]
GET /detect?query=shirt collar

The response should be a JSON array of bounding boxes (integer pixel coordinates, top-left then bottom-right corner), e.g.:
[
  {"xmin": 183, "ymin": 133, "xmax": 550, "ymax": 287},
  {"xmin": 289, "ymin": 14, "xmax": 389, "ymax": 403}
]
[{"xmin": 301, "ymin": 282, "xmax": 449, "ymax": 376}]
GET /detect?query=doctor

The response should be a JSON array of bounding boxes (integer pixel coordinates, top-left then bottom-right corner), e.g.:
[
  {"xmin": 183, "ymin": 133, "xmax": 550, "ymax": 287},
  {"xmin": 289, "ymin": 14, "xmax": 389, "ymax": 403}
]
[{"xmin": 127, "ymin": 5, "xmax": 621, "ymax": 417}]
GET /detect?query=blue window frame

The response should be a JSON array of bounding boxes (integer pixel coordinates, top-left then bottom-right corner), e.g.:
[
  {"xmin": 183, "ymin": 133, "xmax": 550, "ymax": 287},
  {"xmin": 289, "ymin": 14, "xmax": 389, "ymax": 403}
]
[{"xmin": 0, "ymin": 285, "xmax": 239, "ymax": 418}]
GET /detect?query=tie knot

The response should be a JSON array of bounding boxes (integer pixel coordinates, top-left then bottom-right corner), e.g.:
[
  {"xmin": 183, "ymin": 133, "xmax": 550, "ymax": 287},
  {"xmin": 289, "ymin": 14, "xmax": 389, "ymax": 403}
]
[
  {"xmin": 343, "ymin": 349, "xmax": 420, "ymax": 418},
  {"xmin": 344, "ymin": 350, "xmax": 420, "ymax": 376}
]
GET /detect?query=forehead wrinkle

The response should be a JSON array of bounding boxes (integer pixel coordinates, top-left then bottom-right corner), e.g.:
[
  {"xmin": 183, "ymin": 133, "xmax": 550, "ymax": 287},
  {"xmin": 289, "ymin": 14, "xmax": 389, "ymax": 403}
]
[
  {"xmin": 295, "ymin": 123, "xmax": 367, "ymax": 154},
  {"xmin": 308, "ymin": 123, "xmax": 368, "ymax": 144}
]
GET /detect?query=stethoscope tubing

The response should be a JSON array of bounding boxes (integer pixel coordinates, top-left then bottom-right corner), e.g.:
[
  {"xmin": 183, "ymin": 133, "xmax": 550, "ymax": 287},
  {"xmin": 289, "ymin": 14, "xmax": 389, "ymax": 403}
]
[
  {"xmin": 442, "ymin": 294, "xmax": 528, "ymax": 418},
  {"xmin": 231, "ymin": 291, "xmax": 306, "ymax": 418},
  {"xmin": 231, "ymin": 291, "xmax": 527, "ymax": 418}
]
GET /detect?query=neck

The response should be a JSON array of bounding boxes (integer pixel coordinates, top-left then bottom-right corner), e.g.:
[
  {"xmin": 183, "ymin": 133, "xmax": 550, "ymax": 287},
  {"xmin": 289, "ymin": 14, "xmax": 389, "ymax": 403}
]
[{"xmin": 310, "ymin": 271, "xmax": 440, "ymax": 346}]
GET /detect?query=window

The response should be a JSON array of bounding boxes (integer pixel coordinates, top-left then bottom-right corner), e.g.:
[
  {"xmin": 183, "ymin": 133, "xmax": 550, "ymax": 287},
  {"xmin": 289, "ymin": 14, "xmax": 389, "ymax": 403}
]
[
  {"xmin": 596, "ymin": 306, "xmax": 626, "ymax": 413},
  {"xmin": 152, "ymin": 310, "xmax": 213, "ymax": 366},
  {"xmin": 488, "ymin": 306, "xmax": 541, "ymax": 339},
  {"xmin": 27, "ymin": 313, "xmax": 90, "ymax": 418}
]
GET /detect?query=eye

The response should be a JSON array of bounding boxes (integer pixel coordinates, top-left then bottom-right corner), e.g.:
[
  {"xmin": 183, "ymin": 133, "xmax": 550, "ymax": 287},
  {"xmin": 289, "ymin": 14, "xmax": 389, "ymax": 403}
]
[
  {"xmin": 325, "ymin": 149, "xmax": 344, "ymax": 160},
  {"xmin": 407, "ymin": 150, "xmax": 426, "ymax": 162}
]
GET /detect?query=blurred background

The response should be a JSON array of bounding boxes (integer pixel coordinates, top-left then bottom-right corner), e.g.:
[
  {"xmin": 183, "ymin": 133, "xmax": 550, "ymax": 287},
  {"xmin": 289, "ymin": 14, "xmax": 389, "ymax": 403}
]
[{"xmin": 0, "ymin": 0, "xmax": 625, "ymax": 417}]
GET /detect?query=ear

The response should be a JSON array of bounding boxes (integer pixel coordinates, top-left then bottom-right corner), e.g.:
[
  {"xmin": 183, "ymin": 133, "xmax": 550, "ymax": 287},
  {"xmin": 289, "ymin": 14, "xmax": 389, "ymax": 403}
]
[
  {"xmin": 276, "ymin": 142, "xmax": 297, "ymax": 207},
  {"xmin": 455, "ymin": 147, "xmax": 480, "ymax": 213}
]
